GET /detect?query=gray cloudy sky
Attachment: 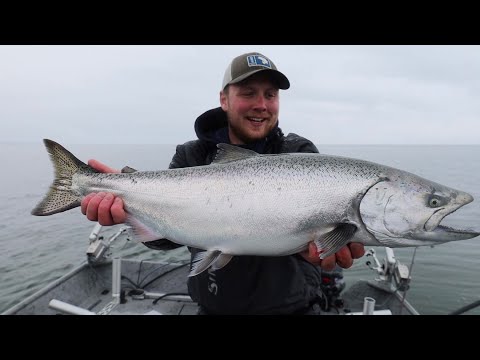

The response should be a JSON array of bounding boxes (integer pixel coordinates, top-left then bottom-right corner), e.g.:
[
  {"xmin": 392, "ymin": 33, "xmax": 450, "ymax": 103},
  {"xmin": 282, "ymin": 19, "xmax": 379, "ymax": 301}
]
[{"xmin": 1, "ymin": 45, "xmax": 480, "ymax": 145}]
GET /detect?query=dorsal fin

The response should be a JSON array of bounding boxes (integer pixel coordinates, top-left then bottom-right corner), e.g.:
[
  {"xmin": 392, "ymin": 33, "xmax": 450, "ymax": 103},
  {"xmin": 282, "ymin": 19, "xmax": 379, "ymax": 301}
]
[{"xmin": 212, "ymin": 143, "xmax": 259, "ymax": 164}]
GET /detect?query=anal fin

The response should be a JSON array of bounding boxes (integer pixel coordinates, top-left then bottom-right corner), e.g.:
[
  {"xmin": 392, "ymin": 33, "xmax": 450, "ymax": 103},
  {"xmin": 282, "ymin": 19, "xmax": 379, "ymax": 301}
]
[{"xmin": 125, "ymin": 215, "xmax": 164, "ymax": 243}]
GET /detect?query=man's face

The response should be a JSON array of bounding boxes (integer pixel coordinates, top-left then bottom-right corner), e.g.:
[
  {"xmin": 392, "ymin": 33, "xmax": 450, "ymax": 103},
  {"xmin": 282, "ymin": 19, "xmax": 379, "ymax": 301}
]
[{"xmin": 220, "ymin": 74, "xmax": 280, "ymax": 144}]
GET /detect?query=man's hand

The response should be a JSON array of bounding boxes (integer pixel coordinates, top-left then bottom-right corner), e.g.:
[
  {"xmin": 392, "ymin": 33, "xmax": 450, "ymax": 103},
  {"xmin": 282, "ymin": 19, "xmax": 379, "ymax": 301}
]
[
  {"xmin": 80, "ymin": 160, "xmax": 127, "ymax": 226},
  {"xmin": 300, "ymin": 242, "xmax": 365, "ymax": 271}
]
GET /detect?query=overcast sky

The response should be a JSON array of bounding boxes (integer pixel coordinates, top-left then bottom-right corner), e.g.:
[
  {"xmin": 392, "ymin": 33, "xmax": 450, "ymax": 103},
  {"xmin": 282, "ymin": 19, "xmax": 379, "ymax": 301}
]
[{"xmin": 1, "ymin": 45, "xmax": 479, "ymax": 145}]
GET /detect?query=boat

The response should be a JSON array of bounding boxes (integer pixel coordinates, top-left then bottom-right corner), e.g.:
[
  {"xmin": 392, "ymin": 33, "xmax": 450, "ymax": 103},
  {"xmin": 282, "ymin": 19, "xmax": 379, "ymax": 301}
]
[{"xmin": 2, "ymin": 222, "xmax": 469, "ymax": 316}]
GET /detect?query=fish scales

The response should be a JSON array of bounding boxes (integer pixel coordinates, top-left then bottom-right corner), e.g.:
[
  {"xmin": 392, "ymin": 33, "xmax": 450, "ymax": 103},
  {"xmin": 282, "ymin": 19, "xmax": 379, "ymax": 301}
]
[{"xmin": 73, "ymin": 155, "xmax": 375, "ymax": 253}]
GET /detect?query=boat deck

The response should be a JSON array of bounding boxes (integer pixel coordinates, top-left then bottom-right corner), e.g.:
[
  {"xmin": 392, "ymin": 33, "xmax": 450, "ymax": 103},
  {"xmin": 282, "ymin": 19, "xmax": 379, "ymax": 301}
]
[{"xmin": 3, "ymin": 257, "xmax": 416, "ymax": 315}]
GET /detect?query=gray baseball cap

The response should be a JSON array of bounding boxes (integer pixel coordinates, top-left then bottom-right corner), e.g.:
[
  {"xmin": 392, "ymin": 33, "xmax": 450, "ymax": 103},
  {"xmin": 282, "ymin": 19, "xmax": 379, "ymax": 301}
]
[{"xmin": 222, "ymin": 52, "xmax": 290, "ymax": 90}]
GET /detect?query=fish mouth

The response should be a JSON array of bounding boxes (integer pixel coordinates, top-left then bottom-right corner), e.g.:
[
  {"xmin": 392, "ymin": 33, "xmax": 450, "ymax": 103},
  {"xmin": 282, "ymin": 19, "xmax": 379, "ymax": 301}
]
[
  {"xmin": 422, "ymin": 193, "xmax": 479, "ymax": 241},
  {"xmin": 416, "ymin": 224, "xmax": 480, "ymax": 242},
  {"xmin": 424, "ymin": 207, "xmax": 446, "ymax": 232}
]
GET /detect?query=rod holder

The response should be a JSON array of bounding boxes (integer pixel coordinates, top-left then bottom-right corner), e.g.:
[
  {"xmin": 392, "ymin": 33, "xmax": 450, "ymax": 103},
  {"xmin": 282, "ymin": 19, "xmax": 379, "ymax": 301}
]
[
  {"xmin": 112, "ymin": 257, "xmax": 121, "ymax": 302},
  {"xmin": 363, "ymin": 297, "xmax": 376, "ymax": 315}
]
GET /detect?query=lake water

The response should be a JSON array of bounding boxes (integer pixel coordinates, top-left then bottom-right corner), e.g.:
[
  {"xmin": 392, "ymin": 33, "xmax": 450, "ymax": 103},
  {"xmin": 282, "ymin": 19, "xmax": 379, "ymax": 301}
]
[{"xmin": 1, "ymin": 142, "xmax": 479, "ymax": 315}]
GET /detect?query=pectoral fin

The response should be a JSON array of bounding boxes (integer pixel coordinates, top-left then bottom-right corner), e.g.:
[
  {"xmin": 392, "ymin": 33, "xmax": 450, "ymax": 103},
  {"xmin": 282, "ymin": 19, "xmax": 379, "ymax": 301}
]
[
  {"xmin": 210, "ymin": 254, "xmax": 233, "ymax": 271},
  {"xmin": 314, "ymin": 223, "xmax": 357, "ymax": 259},
  {"xmin": 189, "ymin": 250, "xmax": 234, "ymax": 277}
]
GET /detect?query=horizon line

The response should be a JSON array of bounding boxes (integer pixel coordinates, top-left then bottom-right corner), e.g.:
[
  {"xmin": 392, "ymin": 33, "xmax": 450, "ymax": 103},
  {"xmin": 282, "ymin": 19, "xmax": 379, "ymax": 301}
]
[{"xmin": 1, "ymin": 141, "xmax": 480, "ymax": 146}]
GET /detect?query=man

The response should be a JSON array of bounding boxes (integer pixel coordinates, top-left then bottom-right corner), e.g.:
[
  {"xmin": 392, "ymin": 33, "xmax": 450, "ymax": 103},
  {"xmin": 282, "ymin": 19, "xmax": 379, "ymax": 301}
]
[{"xmin": 81, "ymin": 52, "xmax": 365, "ymax": 314}]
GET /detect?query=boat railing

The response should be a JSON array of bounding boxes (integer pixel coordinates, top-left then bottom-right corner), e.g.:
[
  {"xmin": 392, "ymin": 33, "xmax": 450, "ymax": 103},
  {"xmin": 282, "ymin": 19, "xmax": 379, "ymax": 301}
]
[{"xmin": 365, "ymin": 247, "xmax": 411, "ymax": 293}]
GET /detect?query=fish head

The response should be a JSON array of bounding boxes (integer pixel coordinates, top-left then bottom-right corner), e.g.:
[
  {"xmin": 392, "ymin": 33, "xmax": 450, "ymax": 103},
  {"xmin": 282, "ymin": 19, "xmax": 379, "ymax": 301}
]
[{"xmin": 359, "ymin": 174, "xmax": 480, "ymax": 247}]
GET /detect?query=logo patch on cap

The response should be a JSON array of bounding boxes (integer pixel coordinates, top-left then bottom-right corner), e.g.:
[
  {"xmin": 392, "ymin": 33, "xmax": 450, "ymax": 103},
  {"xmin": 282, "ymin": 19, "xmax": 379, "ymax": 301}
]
[{"xmin": 247, "ymin": 55, "xmax": 272, "ymax": 69}]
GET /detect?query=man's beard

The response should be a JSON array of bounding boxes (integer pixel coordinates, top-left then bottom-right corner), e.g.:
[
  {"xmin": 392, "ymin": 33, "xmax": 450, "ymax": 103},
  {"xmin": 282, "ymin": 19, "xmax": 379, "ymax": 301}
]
[{"xmin": 228, "ymin": 119, "xmax": 277, "ymax": 144}]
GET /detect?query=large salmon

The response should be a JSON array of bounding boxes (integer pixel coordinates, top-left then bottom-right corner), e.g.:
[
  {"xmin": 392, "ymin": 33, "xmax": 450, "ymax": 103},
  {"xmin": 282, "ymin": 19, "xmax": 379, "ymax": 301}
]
[{"xmin": 32, "ymin": 139, "xmax": 479, "ymax": 276}]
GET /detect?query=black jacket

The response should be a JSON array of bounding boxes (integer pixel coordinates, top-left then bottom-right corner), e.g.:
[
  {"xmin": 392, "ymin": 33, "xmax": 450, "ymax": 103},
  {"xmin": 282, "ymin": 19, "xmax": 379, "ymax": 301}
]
[{"xmin": 147, "ymin": 107, "xmax": 324, "ymax": 314}]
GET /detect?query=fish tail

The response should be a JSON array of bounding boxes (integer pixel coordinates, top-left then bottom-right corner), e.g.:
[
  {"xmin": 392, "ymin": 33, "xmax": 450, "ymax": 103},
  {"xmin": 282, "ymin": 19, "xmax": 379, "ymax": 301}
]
[{"xmin": 32, "ymin": 139, "xmax": 95, "ymax": 216}]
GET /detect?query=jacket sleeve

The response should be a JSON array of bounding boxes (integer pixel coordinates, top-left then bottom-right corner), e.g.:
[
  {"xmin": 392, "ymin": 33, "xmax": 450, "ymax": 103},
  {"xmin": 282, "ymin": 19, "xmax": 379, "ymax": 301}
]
[
  {"xmin": 283, "ymin": 133, "xmax": 320, "ymax": 154},
  {"xmin": 168, "ymin": 143, "xmax": 189, "ymax": 169},
  {"xmin": 297, "ymin": 141, "xmax": 319, "ymax": 154},
  {"xmin": 169, "ymin": 140, "xmax": 210, "ymax": 168}
]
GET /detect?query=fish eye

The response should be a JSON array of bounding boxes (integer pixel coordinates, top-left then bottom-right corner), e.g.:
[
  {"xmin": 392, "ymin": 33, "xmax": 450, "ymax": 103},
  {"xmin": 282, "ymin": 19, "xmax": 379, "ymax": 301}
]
[{"xmin": 428, "ymin": 196, "xmax": 443, "ymax": 208}]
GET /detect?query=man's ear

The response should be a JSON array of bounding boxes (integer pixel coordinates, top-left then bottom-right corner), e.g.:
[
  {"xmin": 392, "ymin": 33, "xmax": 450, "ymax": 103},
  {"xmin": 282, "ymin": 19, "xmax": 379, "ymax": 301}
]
[{"xmin": 220, "ymin": 90, "xmax": 228, "ymax": 111}]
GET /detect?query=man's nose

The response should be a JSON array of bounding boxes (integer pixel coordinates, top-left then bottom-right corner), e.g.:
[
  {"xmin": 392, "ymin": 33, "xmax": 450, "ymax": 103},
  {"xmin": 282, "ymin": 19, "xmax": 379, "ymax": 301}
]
[{"xmin": 253, "ymin": 95, "xmax": 267, "ymax": 111}]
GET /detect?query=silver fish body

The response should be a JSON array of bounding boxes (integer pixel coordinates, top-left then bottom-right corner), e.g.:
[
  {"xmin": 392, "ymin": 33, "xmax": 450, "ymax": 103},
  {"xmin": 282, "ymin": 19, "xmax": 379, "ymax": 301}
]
[{"xmin": 33, "ymin": 140, "xmax": 480, "ymax": 276}]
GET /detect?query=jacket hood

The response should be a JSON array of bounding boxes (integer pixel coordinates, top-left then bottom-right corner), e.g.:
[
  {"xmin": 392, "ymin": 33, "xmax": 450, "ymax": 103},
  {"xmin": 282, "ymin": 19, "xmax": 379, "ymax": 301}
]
[{"xmin": 194, "ymin": 107, "xmax": 229, "ymax": 144}]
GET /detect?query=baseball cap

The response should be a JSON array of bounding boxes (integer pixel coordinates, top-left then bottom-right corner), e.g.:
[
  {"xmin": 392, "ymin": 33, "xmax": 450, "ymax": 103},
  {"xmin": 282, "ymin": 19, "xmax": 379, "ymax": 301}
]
[{"xmin": 222, "ymin": 52, "xmax": 290, "ymax": 90}]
